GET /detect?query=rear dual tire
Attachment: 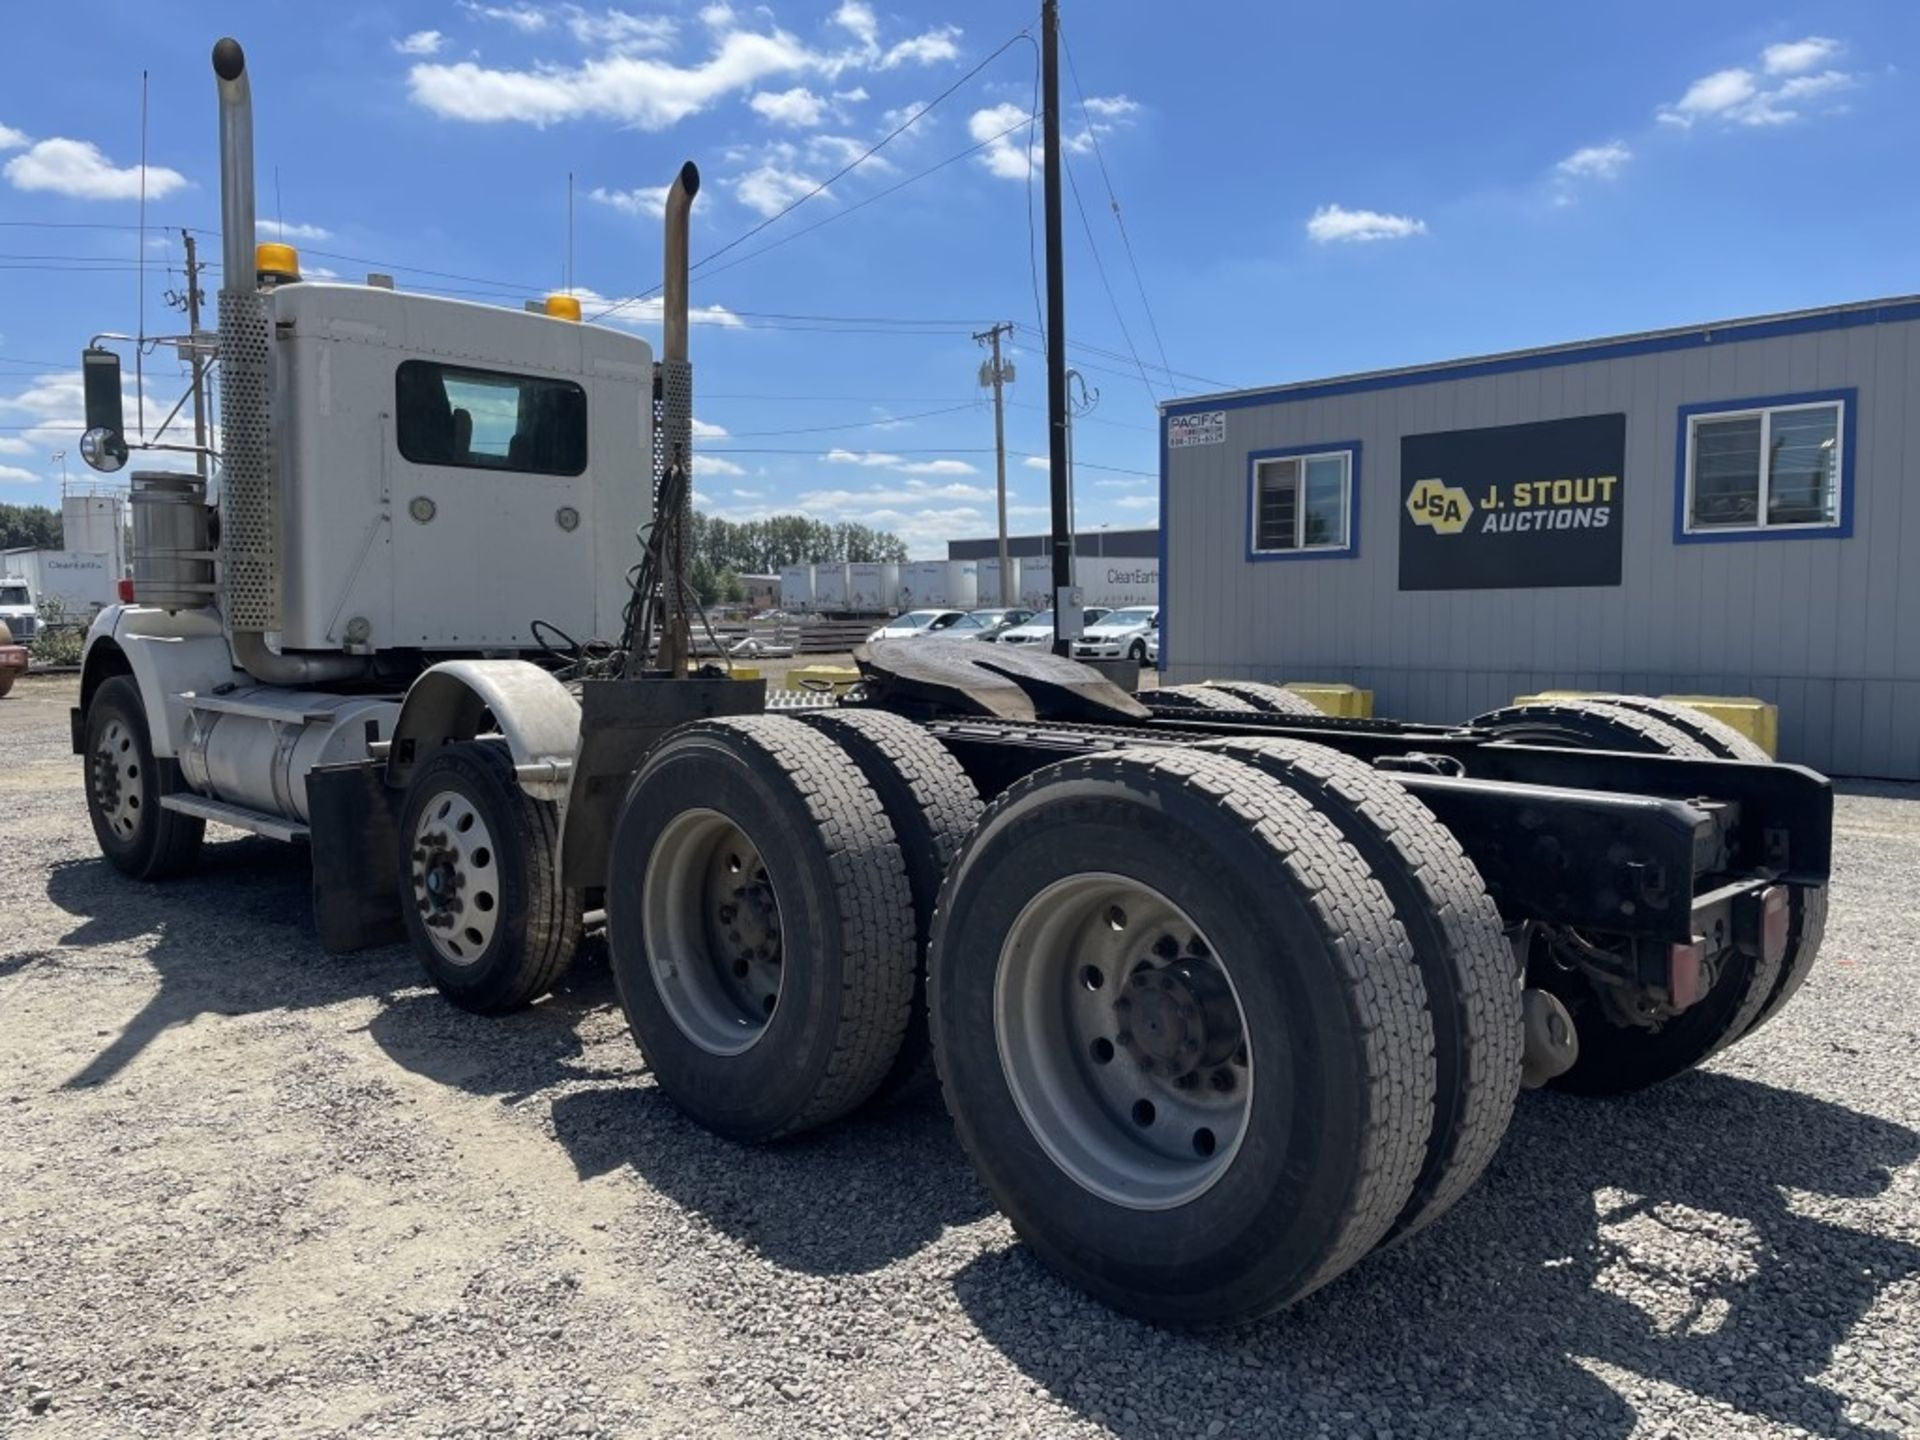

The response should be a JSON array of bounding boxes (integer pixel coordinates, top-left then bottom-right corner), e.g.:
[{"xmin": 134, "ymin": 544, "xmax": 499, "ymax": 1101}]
[
  {"xmin": 929, "ymin": 748, "xmax": 1443, "ymax": 1324},
  {"xmin": 1471, "ymin": 696, "xmax": 1826, "ymax": 1094}
]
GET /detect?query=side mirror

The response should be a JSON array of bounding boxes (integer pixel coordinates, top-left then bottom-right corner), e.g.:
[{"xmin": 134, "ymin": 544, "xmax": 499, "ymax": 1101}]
[{"xmin": 80, "ymin": 347, "xmax": 128, "ymax": 473}]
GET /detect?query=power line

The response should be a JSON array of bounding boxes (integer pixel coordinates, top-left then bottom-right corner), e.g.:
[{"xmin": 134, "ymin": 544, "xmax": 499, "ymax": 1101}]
[
  {"xmin": 1063, "ymin": 27, "xmax": 1177, "ymax": 398},
  {"xmin": 1063, "ymin": 149, "xmax": 1155, "ymax": 401},
  {"xmin": 592, "ymin": 23, "xmax": 1037, "ymax": 323}
]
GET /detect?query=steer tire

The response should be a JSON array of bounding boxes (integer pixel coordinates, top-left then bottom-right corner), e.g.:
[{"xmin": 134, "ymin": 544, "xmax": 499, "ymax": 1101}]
[
  {"xmin": 794, "ymin": 707, "xmax": 983, "ymax": 1099},
  {"xmin": 928, "ymin": 747, "xmax": 1436, "ymax": 1324},
  {"xmin": 84, "ymin": 675, "xmax": 205, "ymax": 880},
  {"xmin": 1586, "ymin": 695, "xmax": 1772, "ymax": 762},
  {"xmin": 1146, "ymin": 684, "xmax": 1260, "ymax": 714},
  {"xmin": 1470, "ymin": 700, "xmax": 1715, "ymax": 758},
  {"xmin": 1199, "ymin": 737, "xmax": 1521, "ymax": 1245},
  {"xmin": 607, "ymin": 716, "xmax": 916, "ymax": 1141},
  {"xmin": 398, "ymin": 740, "xmax": 580, "ymax": 1015},
  {"xmin": 1200, "ymin": 680, "xmax": 1324, "ymax": 718}
]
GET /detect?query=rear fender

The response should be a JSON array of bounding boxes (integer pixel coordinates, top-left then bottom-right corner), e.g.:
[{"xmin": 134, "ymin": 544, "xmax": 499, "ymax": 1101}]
[{"xmin": 385, "ymin": 660, "xmax": 581, "ymax": 804}]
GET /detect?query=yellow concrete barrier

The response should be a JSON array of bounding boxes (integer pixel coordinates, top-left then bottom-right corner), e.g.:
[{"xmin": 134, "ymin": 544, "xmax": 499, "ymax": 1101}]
[
  {"xmin": 1659, "ymin": 695, "xmax": 1778, "ymax": 757},
  {"xmin": 728, "ymin": 665, "xmax": 761, "ymax": 681},
  {"xmin": 1285, "ymin": 682, "xmax": 1374, "ymax": 719},
  {"xmin": 783, "ymin": 663, "xmax": 860, "ymax": 693}
]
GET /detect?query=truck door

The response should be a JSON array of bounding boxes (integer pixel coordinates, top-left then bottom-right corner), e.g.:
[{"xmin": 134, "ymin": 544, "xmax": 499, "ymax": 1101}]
[{"xmin": 390, "ymin": 359, "xmax": 595, "ymax": 648}]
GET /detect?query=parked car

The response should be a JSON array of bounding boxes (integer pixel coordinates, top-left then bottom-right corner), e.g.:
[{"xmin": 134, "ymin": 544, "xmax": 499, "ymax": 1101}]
[
  {"xmin": 1145, "ymin": 627, "xmax": 1159, "ymax": 665},
  {"xmin": 867, "ymin": 608, "xmax": 968, "ymax": 642},
  {"xmin": 947, "ymin": 607, "xmax": 1035, "ymax": 641},
  {"xmin": 996, "ymin": 606, "xmax": 1112, "ymax": 647},
  {"xmin": 1070, "ymin": 604, "xmax": 1159, "ymax": 661}
]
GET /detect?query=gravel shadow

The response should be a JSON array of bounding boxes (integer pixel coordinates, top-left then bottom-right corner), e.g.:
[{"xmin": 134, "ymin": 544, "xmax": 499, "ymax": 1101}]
[
  {"xmin": 44, "ymin": 843, "xmax": 417, "ymax": 1090},
  {"xmin": 549, "ymin": 1078, "xmax": 995, "ymax": 1276},
  {"xmin": 955, "ymin": 1071, "xmax": 1920, "ymax": 1439}
]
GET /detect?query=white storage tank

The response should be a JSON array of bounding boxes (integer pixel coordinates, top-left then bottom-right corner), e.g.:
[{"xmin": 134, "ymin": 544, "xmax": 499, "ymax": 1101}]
[
  {"xmin": 61, "ymin": 492, "xmax": 127, "ymax": 576},
  {"xmin": 900, "ymin": 559, "xmax": 978, "ymax": 610},
  {"xmin": 846, "ymin": 562, "xmax": 900, "ymax": 613},
  {"xmin": 813, "ymin": 562, "xmax": 852, "ymax": 612},
  {"xmin": 778, "ymin": 564, "xmax": 816, "ymax": 612}
]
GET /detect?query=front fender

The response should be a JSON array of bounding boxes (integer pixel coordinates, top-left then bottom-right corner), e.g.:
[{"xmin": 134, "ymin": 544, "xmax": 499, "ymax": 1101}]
[
  {"xmin": 386, "ymin": 660, "xmax": 581, "ymax": 804},
  {"xmin": 81, "ymin": 605, "xmax": 240, "ymax": 759}
]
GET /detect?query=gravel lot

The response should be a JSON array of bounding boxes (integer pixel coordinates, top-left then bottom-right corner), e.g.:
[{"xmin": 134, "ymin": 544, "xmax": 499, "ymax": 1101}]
[{"xmin": 4, "ymin": 670, "xmax": 1918, "ymax": 1440}]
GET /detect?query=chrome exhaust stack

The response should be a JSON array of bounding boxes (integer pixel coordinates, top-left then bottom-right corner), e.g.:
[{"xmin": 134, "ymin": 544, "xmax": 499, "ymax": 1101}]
[
  {"xmin": 211, "ymin": 37, "xmax": 363, "ymax": 685},
  {"xmin": 656, "ymin": 161, "xmax": 699, "ymax": 675}
]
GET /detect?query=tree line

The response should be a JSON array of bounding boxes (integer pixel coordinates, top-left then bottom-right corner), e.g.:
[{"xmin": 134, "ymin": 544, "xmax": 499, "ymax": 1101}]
[
  {"xmin": 0, "ymin": 504, "xmax": 61, "ymax": 552},
  {"xmin": 690, "ymin": 513, "xmax": 908, "ymax": 574}
]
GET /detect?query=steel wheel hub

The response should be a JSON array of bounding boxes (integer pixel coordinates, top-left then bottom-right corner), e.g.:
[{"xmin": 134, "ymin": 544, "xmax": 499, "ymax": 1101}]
[
  {"xmin": 92, "ymin": 718, "xmax": 142, "ymax": 840},
  {"xmin": 410, "ymin": 790, "xmax": 500, "ymax": 966},
  {"xmin": 644, "ymin": 809, "xmax": 786, "ymax": 1056},
  {"xmin": 995, "ymin": 873, "xmax": 1254, "ymax": 1210}
]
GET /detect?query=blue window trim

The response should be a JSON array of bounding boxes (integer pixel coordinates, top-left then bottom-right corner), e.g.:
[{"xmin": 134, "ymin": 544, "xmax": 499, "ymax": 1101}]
[
  {"xmin": 1672, "ymin": 388, "xmax": 1856, "ymax": 545},
  {"xmin": 1245, "ymin": 443, "xmax": 1362, "ymax": 563},
  {"xmin": 1159, "ymin": 298, "xmax": 1920, "ymax": 419}
]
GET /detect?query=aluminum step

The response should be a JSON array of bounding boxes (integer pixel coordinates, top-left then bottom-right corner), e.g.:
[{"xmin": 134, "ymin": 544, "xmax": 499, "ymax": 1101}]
[{"xmin": 159, "ymin": 793, "xmax": 309, "ymax": 842}]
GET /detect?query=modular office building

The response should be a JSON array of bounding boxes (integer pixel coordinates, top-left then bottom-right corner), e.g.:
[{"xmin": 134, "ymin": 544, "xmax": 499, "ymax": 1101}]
[{"xmin": 1158, "ymin": 296, "xmax": 1920, "ymax": 778}]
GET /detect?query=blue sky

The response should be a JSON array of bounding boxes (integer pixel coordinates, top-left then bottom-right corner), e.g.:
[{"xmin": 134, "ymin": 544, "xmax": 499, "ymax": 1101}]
[{"xmin": 2, "ymin": 1, "xmax": 1914, "ymax": 555}]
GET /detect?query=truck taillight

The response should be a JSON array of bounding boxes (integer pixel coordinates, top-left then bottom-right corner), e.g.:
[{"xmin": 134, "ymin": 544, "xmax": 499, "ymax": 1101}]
[{"xmin": 117, "ymin": 577, "xmax": 135, "ymax": 603}]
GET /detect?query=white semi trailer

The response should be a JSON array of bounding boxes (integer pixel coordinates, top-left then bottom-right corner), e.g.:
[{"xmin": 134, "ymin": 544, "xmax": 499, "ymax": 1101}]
[{"xmin": 70, "ymin": 36, "xmax": 1837, "ymax": 1326}]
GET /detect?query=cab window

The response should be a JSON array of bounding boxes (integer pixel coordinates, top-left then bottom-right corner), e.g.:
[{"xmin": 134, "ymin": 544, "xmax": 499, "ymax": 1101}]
[{"xmin": 396, "ymin": 360, "xmax": 587, "ymax": 476}]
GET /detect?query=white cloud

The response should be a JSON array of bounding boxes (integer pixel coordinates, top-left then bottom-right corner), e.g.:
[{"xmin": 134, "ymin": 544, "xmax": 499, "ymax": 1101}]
[
  {"xmin": 880, "ymin": 27, "xmax": 960, "ymax": 69},
  {"xmin": 1763, "ymin": 36, "xmax": 1840, "ymax": 75},
  {"xmin": 1021, "ymin": 454, "xmax": 1050, "ymax": 470},
  {"xmin": 589, "ymin": 182, "xmax": 672, "ymax": 217},
  {"xmin": 413, "ymin": 8, "xmax": 962, "ymax": 129},
  {"xmin": 1305, "ymin": 204, "xmax": 1427, "ymax": 244},
  {"xmin": 895, "ymin": 459, "xmax": 977, "ymax": 476},
  {"xmin": 0, "ymin": 123, "xmax": 27, "ymax": 151},
  {"xmin": 693, "ymin": 454, "xmax": 747, "ymax": 476},
  {"xmin": 410, "ymin": 27, "xmax": 819, "ymax": 127},
  {"xmin": 566, "ymin": 286, "xmax": 743, "ymax": 330},
  {"xmin": 565, "ymin": 8, "xmax": 677, "ymax": 53},
  {"xmin": 0, "ymin": 367, "xmax": 187, "ymax": 461},
  {"xmin": 1111, "ymin": 494, "xmax": 1158, "ymax": 511},
  {"xmin": 691, "ymin": 417, "xmax": 729, "ymax": 438},
  {"xmin": 969, "ymin": 102, "xmax": 1034, "ymax": 180},
  {"xmin": 734, "ymin": 160, "xmax": 820, "ymax": 216},
  {"xmin": 825, "ymin": 448, "xmax": 902, "ymax": 467},
  {"xmin": 462, "ymin": 1, "xmax": 548, "ymax": 32},
  {"xmin": 393, "ymin": 30, "xmax": 445, "ymax": 56},
  {"xmin": 0, "ymin": 464, "xmax": 43, "ymax": 486},
  {"xmin": 0, "ymin": 436, "xmax": 30, "ymax": 455},
  {"xmin": 257, "ymin": 218, "xmax": 332, "ymax": 241},
  {"xmin": 833, "ymin": 1, "xmax": 878, "ymax": 49},
  {"xmin": 1658, "ymin": 39, "xmax": 1855, "ymax": 128},
  {"xmin": 751, "ymin": 86, "xmax": 828, "ymax": 127},
  {"xmin": 1556, "ymin": 141, "xmax": 1632, "ymax": 180},
  {"xmin": 835, "ymin": 86, "xmax": 869, "ymax": 104},
  {"xmin": 4, "ymin": 137, "xmax": 188, "ymax": 201}
]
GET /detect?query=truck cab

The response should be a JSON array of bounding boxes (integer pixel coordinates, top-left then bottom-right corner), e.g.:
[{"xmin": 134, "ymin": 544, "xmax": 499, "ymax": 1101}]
[{"xmin": 0, "ymin": 577, "xmax": 34, "ymax": 644}]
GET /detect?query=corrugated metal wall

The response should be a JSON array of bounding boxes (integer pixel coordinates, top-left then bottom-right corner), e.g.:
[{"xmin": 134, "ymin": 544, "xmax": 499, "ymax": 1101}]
[{"xmin": 1162, "ymin": 310, "xmax": 1920, "ymax": 778}]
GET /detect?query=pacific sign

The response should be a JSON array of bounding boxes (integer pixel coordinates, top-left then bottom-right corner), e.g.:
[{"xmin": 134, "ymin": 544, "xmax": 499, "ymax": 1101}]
[{"xmin": 1398, "ymin": 414, "xmax": 1625, "ymax": 591}]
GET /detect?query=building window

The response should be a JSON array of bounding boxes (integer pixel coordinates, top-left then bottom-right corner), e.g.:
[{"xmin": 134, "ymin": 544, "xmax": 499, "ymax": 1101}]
[
  {"xmin": 1679, "ymin": 392, "xmax": 1851, "ymax": 540},
  {"xmin": 396, "ymin": 360, "xmax": 587, "ymax": 476},
  {"xmin": 1248, "ymin": 446, "xmax": 1357, "ymax": 558}
]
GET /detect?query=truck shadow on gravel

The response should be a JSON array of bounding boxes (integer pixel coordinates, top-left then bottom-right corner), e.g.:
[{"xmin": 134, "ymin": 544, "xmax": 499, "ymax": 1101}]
[
  {"xmin": 955, "ymin": 1072, "xmax": 1920, "ymax": 1440},
  {"xmin": 548, "ymin": 1077, "xmax": 994, "ymax": 1276},
  {"xmin": 44, "ymin": 843, "xmax": 418, "ymax": 1090}
]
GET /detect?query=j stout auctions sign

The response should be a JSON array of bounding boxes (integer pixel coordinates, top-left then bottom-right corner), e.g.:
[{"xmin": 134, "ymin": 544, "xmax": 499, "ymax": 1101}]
[{"xmin": 1399, "ymin": 413, "xmax": 1625, "ymax": 591}]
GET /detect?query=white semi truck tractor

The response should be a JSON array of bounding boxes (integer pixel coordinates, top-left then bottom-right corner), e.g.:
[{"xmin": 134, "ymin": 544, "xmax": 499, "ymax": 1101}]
[{"xmin": 71, "ymin": 36, "xmax": 1835, "ymax": 1325}]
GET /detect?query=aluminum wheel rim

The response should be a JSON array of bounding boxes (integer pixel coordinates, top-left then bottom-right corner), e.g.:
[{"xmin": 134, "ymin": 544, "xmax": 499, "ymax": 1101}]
[
  {"xmin": 92, "ymin": 718, "xmax": 143, "ymax": 840},
  {"xmin": 995, "ymin": 873, "xmax": 1253, "ymax": 1210},
  {"xmin": 643, "ymin": 808, "xmax": 785, "ymax": 1057},
  {"xmin": 409, "ymin": 788, "xmax": 501, "ymax": 966}
]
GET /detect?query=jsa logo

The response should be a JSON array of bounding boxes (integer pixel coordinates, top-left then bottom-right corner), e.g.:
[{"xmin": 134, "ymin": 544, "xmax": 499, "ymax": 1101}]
[{"xmin": 1406, "ymin": 478, "xmax": 1474, "ymax": 535}]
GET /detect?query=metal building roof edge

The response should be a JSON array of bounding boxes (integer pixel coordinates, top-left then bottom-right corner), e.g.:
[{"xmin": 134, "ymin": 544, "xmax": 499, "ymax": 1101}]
[{"xmin": 1160, "ymin": 294, "xmax": 1920, "ymax": 417}]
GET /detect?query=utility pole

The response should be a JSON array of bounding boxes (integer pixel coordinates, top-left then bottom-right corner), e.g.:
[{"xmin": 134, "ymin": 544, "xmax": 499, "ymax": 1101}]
[
  {"xmin": 1041, "ymin": 0, "xmax": 1072, "ymax": 654},
  {"xmin": 181, "ymin": 228, "xmax": 208, "ymax": 480},
  {"xmin": 973, "ymin": 321, "xmax": 1015, "ymax": 606}
]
